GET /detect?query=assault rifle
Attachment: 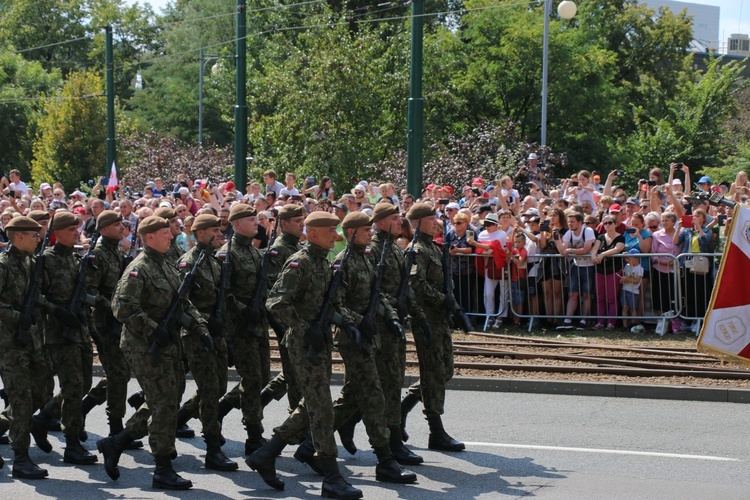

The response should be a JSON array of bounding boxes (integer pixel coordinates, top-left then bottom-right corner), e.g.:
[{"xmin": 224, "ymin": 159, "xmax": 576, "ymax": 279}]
[
  {"xmin": 305, "ymin": 228, "xmax": 358, "ymax": 365},
  {"xmin": 212, "ymin": 234, "xmax": 232, "ymax": 338},
  {"xmin": 15, "ymin": 213, "xmax": 54, "ymax": 347},
  {"xmin": 60, "ymin": 232, "xmax": 101, "ymax": 346},
  {"xmin": 247, "ymin": 216, "xmax": 281, "ymax": 337},
  {"xmin": 360, "ymin": 233, "xmax": 403, "ymax": 341},
  {"xmin": 441, "ymin": 212, "xmax": 473, "ymax": 333},
  {"xmin": 394, "ymin": 220, "xmax": 420, "ymax": 324},
  {"xmin": 148, "ymin": 237, "xmax": 214, "ymax": 363},
  {"xmin": 124, "ymin": 218, "xmax": 139, "ymax": 266}
]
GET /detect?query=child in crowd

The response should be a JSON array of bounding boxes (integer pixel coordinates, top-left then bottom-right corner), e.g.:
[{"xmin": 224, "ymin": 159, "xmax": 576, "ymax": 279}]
[
  {"xmin": 620, "ymin": 248, "xmax": 644, "ymax": 332},
  {"xmin": 510, "ymin": 232, "xmax": 528, "ymax": 326}
]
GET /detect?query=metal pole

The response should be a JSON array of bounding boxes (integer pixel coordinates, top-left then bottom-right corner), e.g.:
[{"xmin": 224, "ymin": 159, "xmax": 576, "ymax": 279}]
[
  {"xmin": 406, "ymin": 0, "xmax": 424, "ymax": 198},
  {"xmin": 234, "ymin": 0, "xmax": 248, "ymax": 190},
  {"xmin": 199, "ymin": 47, "xmax": 204, "ymax": 148},
  {"xmin": 541, "ymin": 0, "xmax": 551, "ymax": 150},
  {"xmin": 105, "ymin": 25, "xmax": 116, "ymax": 175}
]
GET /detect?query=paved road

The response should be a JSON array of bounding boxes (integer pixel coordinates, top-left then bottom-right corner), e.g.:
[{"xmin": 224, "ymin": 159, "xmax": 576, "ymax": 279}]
[{"xmin": 1, "ymin": 377, "xmax": 748, "ymax": 499}]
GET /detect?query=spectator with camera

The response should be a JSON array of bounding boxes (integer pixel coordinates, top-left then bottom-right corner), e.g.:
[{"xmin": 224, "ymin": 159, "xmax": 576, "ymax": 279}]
[
  {"xmin": 556, "ymin": 211, "xmax": 596, "ymax": 330},
  {"xmin": 537, "ymin": 208, "xmax": 568, "ymax": 326},
  {"xmin": 729, "ymin": 171, "xmax": 749, "ymax": 202},
  {"xmin": 447, "ymin": 212, "xmax": 476, "ymax": 312},
  {"xmin": 673, "ymin": 209, "xmax": 712, "ymax": 333},
  {"xmin": 468, "ymin": 212, "xmax": 509, "ymax": 329},
  {"xmin": 590, "ymin": 214, "xmax": 626, "ymax": 330}
]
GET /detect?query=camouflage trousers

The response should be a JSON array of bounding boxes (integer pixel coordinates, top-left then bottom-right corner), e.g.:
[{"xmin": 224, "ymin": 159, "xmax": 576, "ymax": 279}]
[
  {"xmin": 332, "ymin": 340, "xmax": 390, "ymax": 449},
  {"xmin": 98, "ymin": 330, "xmax": 131, "ymax": 418},
  {"xmin": 407, "ymin": 315, "xmax": 454, "ymax": 417},
  {"xmin": 47, "ymin": 343, "xmax": 93, "ymax": 436},
  {"xmin": 181, "ymin": 334, "xmax": 228, "ymax": 436},
  {"xmin": 227, "ymin": 332, "xmax": 270, "ymax": 427},
  {"xmin": 274, "ymin": 331, "xmax": 337, "ymax": 457},
  {"xmin": 43, "ymin": 378, "xmax": 107, "ymax": 421},
  {"xmin": 0, "ymin": 347, "xmax": 48, "ymax": 450},
  {"xmin": 123, "ymin": 347, "xmax": 184, "ymax": 457}
]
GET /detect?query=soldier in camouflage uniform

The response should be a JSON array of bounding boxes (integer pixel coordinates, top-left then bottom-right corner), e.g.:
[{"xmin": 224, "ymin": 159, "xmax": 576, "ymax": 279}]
[
  {"xmin": 217, "ymin": 204, "xmax": 271, "ymax": 455},
  {"xmin": 248, "ymin": 211, "xmax": 362, "ymax": 499},
  {"xmin": 400, "ymin": 203, "xmax": 464, "ymax": 452},
  {"xmin": 175, "ymin": 214, "xmax": 236, "ymax": 471},
  {"xmin": 154, "ymin": 207, "xmax": 186, "ymax": 266},
  {"xmin": 98, "ymin": 216, "xmax": 213, "ymax": 490},
  {"xmin": 38, "ymin": 212, "xmax": 98, "ymax": 465},
  {"xmin": 0, "ymin": 216, "xmax": 51, "ymax": 478},
  {"xmin": 334, "ymin": 201, "xmax": 426, "ymax": 465}
]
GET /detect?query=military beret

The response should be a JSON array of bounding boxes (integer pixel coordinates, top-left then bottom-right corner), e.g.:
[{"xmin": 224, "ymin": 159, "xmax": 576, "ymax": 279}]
[
  {"xmin": 153, "ymin": 207, "xmax": 177, "ymax": 220},
  {"xmin": 28, "ymin": 210, "xmax": 50, "ymax": 222},
  {"xmin": 371, "ymin": 201, "xmax": 399, "ymax": 223},
  {"xmin": 229, "ymin": 203, "xmax": 257, "ymax": 222},
  {"xmin": 305, "ymin": 211, "xmax": 340, "ymax": 228},
  {"xmin": 137, "ymin": 216, "xmax": 170, "ymax": 235},
  {"xmin": 278, "ymin": 204, "xmax": 306, "ymax": 220},
  {"xmin": 50, "ymin": 211, "xmax": 81, "ymax": 231},
  {"xmin": 4, "ymin": 216, "xmax": 41, "ymax": 232},
  {"xmin": 406, "ymin": 202, "xmax": 436, "ymax": 220},
  {"xmin": 96, "ymin": 210, "xmax": 123, "ymax": 231},
  {"xmin": 192, "ymin": 214, "xmax": 221, "ymax": 231},
  {"xmin": 342, "ymin": 211, "xmax": 372, "ymax": 230}
]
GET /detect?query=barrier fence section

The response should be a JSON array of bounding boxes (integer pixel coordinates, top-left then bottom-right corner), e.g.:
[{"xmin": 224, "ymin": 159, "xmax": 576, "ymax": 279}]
[{"xmin": 452, "ymin": 252, "xmax": 720, "ymax": 333}]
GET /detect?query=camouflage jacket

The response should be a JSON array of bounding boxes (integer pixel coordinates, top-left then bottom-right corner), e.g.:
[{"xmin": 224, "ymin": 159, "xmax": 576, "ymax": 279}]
[
  {"xmin": 164, "ymin": 238, "xmax": 184, "ymax": 267},
  {"xmin": 0, "ymin": 245, "xmax": 42, "ymax": 350},
  {"xmin": 266, "ymin": 232, "xmax": 302, "ymax": 289},
  {"xmin": 218, "ymin": 232, "xmax": 264, "ymax": 336},
  {"xmin": 177, "ymin": 241, "xmax": 221, "ymax": 318},
  {"xmin": 42, "ymin": 243, "xmax": 88, "ymax": 345},
  {"xmin": 370, "ymin": 230, "xmax": 425, "ymax": 322},
  {"xmin": 85, "ymin": 236, "xmax": 124, "ymax": 333},
  {"xmin": 409, "ymin": 232, "xmax": 448, "ymax": 314}
]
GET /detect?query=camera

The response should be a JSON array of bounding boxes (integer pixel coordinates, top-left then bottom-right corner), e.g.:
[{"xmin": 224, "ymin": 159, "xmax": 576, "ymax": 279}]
[
  {"xmin": 471, "ymin": 188, "xmax": 481, "ymax": 196},
  {"xmin": 615, "ymin": 170, "xmax": 624, "ymax": 177},
  {"xmin": 307, "ymin": 176, "xmax": 316, "ymax": 185},
  {"xmin": 570, "ymin": 181, "xmax": 579, "ymax": 187},
  {"xmin": 438, "ymin": 198, "xmax": 450, "ymax": 206},
  {"xmin": 648, "ymin": 180, "xmax": 657, "ymax": 187},
  {"xmin": 552, "ymin": 229, "xmax": 560, "ymax": 240},
  {"xmin": 677, "ymin": 163, "xmax": 684, "ymax": 170},
  {"xmin": 718, "ymin": 214, "xmax": 727, "ymax": 226},
  {"xmin": 625, "ymin": 227, "xmax": 636, "ymax": 234},
  {"xmin": 540, "ymin": 220, "xmax": 551, "ymax": 232}
]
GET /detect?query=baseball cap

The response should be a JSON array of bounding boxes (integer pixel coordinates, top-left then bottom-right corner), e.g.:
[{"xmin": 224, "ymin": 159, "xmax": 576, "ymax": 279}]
[
  {"xmin": 625, "ymin": 197, "xmax": 639, "ymax": 205},
  {"xmin": 528, "ymin": 153, "xmax": 538, "ymax": 160},
  {"xmin": 523, "ymin": 208, "xmax": 540, "ymax": 216},
  {"xmin": 446, "ymin": 202, "xmax": 460, "ymax": 210},
  {"xmin": 462, "ymin": 185, "xmax": 472, "ymax": 192},
  {"xmin": 698, "ymin": 176, "xmax": 711, "ymax": 184},
  {"xmin": 627, "ymin": 248, "xmax": 641, "ymax": 255},
  {"xmin": 672, "ymin": 178, "xmax": 682, "ymax": 185},
  {"xmin": 472, "ymin": 177, "xmax": 484, "ymax": 185},
  {"xmin": 609, "ymin": 203, "xmax": 622, "ymax": 213}
]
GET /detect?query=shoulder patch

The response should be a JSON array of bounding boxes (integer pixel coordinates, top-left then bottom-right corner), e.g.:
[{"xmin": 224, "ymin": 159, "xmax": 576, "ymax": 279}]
[
  {"xmin": 88, "ymin": 254, "xmax": 96, "ymax": 260},
  {"xmin": 365, "ymin": 247, "xmax": 371, "ymax": 254},
  {"xmin": 129, "ymin": 270, "xmax": 139, "ymax": 277},
  {"xmin": 270, "ymin": 250, "xmax": 279, "ymax": 256},
  {"xmin": 289, "ymin": 261, "xmax": 299, "ymax": 268},
  {"xmin": 218, "ymin": 252, "xmax": 227, "ymax": 260},
  {"xmin": 179, "ymin": 261, "xmax": 188, "ymax": 268},
  {"xmin": 333, "ymin": 263, "xmax": 341, "ymax": 270}
]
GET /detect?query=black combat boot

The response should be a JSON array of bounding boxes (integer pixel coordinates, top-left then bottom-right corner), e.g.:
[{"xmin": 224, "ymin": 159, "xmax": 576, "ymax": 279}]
[
  {"xmin": 64, "ymin": 433, "xmax": 98, "ymax": 465},
  {"xmin": 337, "ymin": 411, "xmax": 361, "ymax": 455},
  {"xmin": 399, "ymin": 393, "xmax": 420, "ymax": 442},
  {"xmin": 373, "ymin": 445, "xmax": 417, "ymax": 483},
  {"xmin": 152, "ymin": 454, "xmax": 192, "ymax": 490},
  {"xmin": 30, "ymin": 414, "xmax": 53, "ymax": 453},
  {"xmin": 293, "ymin": 436, "xmax": 323, "ymax": 475},
  {"xmin": 426, "ymin": 415, "xmax": 465, "ymax": 452},
  {"xmin": 78, "ymin": 394, "xmax": 98, "ymax": 442},
  {"xmin": 0, "ymin": 388, "xmax": 7, "ymax": 407},
  {"xmin": 204, "ymin": 433, "xmax": 238, "ymax": 471},
  {"xmin": 244, "ymin": 423, "xmax": 267, "ymax": 455},
  {"xmin": 0, "ymin": 418, "xmax": 9, "ymax": 445},
  {"xmin": 96, "ymin": 428, "xmax": 135, "ymax": 480},
  {"xmin": 216, "ymin": 396, "xmax": 234, "ymax": 426},
  {"xmin": 389, "ymin": 425, "xmax": 423, "ymax": 465},
  {"xmin": 108, "ymin": 415, "xmax": 143, "ymax": 450},
  {"xmin": 246, "ymin": 433, "xmax": 287, "ymax": 490},
  {"xmin": 319, "ymin": 456, "xmax": 363, "ymax": 499},
  {"xmin": 260, "ymin": 387, "xmax": 274, "ymax": 407},
  {"xmin": 127, "ymin": 391, "xmax": 145, "ymax": 410},
  {"xmin": 0, "ymin": 454, "xmax": 4, "ymax": 469},
  {"xmin": 175, "ymin": 407, "xmax": 195, "ymax": 438},
  {"xmin": 12, "ymin": 448, "xmax": 48, "ymax": 479}
]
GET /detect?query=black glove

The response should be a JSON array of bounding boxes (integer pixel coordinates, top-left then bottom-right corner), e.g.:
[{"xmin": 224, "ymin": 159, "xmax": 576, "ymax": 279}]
[
  {"xmin": 417, "ymin": 317, "xmax": 433, "ymax": 346},
  {"xmin": 444, "ymin": 293, "xmax": 457, "ymax": 312},
  {"xmin": 245, "ymin": 306, "xmax": 262, "ymax": 325},
  {"xmin": 395, "ymin": 302, "xmax": 408, "ymax": 322},
  {"xmin": 387, "ymin": 317, "xmax": 405, "ymax": 340},
  {"xmin": 454, "ymin": 308, "xmax": 473, "ymax": 334},
  {"xmin": 54, "ymin": 305, "xmax": 81, "ymax": 328},
  {"xmin": 200, "ymin": 333, "xmax": 216, "ymax": 353},
  {"xmin": 358, "ymin": 316, "xmax": 377, "ymax": 341},
  {"xmin": 345, "ymin": 322, "xmax": 371, "ymax": 357},
  {"xmin": 207, "ymin": 315, "xmax": 224, "ymax": 338}
]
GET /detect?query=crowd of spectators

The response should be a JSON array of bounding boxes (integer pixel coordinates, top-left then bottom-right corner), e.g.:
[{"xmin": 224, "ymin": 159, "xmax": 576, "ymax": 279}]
[{"xmin": 1, "ymin": 162, "xmax": 748, "ymax": 334}]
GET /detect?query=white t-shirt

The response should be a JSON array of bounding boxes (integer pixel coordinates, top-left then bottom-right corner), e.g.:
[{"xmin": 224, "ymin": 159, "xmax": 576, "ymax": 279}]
[
  {"xmin": 501, "ymin": 188, "xmax": 520, "ymax": 205},
  {"xmin": 576, "ymin": 188, "xmax": 597, "ymax": 211},
  {"xmin": 621, "ymin": 263, "xmax": 643, "ymax": 294},
  {"xmin": 562, "ymin": 226, "xmax": 596, "ymax": 267},
  {"xmin": 280, "ymin": 187, "xmax": 300, "ymax": 197},
  {"xmin": 10, "ymin": 181, "xmax": 29, "ymax": 195},
  {"xmin": 478, "ymin": 229, "xmax": 507, "ymax": 247}
]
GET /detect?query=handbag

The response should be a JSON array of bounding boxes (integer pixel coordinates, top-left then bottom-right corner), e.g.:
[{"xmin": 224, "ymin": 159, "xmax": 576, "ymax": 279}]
[{"xmin": 685, "ymin": 255, "xmax": 709, "ymax": 275}]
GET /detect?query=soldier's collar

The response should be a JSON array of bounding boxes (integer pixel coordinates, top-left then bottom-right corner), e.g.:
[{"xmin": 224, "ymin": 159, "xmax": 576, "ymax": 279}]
[
  {"xmin": 8, "ymin": 244, "xmax": 30, "ymax": 257},
  {"xmin": 417, "ymin": 232, "xmax": 434, "ymax": 243},
  {"xmin": 352, "ymin": 243, "xmax": 367, "ymax": 254},
  {"xmin": 144, "ymin": 245, "xmax": 165, "ymax": 262},
  {"xmin": 53, "ymin": 242, "xmax": 74, "ymax": 255},
  {"xmin": 307, "ymin": 242, "xmax": 329, "ymax": 258},
  {"xmin": 101, "ymin": 235, "xmax": 120, "ymax": 247},
  {"xmin": 195, "ymin": 240, "xmax": 210, "ymax": 251},
  {"xmin": 232, "ymin": 232, "xmax": 255, "ymax": 246},
  {"xmin": 280, "ymin": 231, "xmax": 300, "ymax": 246}
]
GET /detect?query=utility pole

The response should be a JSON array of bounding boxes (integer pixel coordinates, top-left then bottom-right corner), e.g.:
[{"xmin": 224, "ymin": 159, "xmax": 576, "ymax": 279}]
[
  {"xmin": 234, "ymin": 0, "xmax": 248, "ymax": 190},
  {"xmin": 105, "ymin": 25, "xmax": 116, "ymax": 174},
  {"xmin": 406, "ymin": 0, "xmax": 424, "ymax": 198}
]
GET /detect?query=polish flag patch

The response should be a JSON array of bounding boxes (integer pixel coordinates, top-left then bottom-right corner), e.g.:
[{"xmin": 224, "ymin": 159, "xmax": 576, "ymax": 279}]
[
  {"xmin": 365, "ymin": 248, "xmax": 371, "ymax": 254},
  {"xmin": 289, "ymin": 261, "xmax": 299, "ymax": 268},
  {"xmin": 333, "ymin": 263, "xmax": 341, "ymax": 270},
  {"xmin": 179, "ymin": 261, "xmax": 188, "ymax": 268},
  {"xmin": 270, "ymin": 250, "xmax": 278, "ymax": 256},
  {"xmin": 129, "ymin": 270, "xmax": 138, "ymax": 277},
  {"xmin": 218, "ymin": 252, "xmax": 227, "ymax": 260}
]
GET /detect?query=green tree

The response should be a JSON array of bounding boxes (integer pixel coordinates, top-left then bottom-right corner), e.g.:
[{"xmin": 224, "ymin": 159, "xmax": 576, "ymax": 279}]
[{"xmin": 31, "ymin": 71, "xmax": 107, "ymax": 190}]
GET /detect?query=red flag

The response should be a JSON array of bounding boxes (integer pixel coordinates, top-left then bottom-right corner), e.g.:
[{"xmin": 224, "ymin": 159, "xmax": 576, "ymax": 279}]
[
  {"xmin": 697, "ymin": 204, "xmax": 750, "ymax": 365},
  {"xmin": 107, "ymin": 162, "xmax": 118, "ymax": 192}
]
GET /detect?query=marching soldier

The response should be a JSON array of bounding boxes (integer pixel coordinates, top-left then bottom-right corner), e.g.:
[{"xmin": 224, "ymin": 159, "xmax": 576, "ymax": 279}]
[
  {"xmin": 175, "ymin": 214, "xmax": 235, "ymax": 471},
  {"xmin": 98, "ymin": 216, "xmax": 213, "ymax": 490},
  {"xmin": 400, "ymin": 203, "xmax": 465, "ymax": 452},
  {"xmin": 0, "ymin": 216, "xmax": 51, "ymax": 478},
  {"xmin": 248, "ymin": 211, "xmax": 362, "ymax": 499},
  {"xmin": 153, "ymin": 207, "xmax": 185, "ymax": 266}
]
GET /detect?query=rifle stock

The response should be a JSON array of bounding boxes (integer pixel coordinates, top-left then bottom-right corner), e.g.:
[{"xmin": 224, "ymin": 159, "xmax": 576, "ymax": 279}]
[
  {"xmin": 212, "ymin": 234, "xmax": 232, "ymax": 337},
  {"xmin": 60, "ymin": 232, "xmax": 99, "ymax": 344},
  {"xmin": 394, "ymin": 220, "xmax": 421, "ymax": 324},
  {"xmin": 248, "ymin": 216, "xmax": 280, "ymax": 337}
]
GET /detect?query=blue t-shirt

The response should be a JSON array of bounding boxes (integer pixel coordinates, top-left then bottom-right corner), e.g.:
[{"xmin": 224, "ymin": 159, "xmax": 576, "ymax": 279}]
[{"xmin": 624, "ymin": 229, "xmax": 651, "ymax": 270}]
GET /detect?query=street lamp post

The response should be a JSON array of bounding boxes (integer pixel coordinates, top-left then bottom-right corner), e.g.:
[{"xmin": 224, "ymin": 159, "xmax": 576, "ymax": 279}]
[
  {"xmin": 540, "ymin": 0, "xmax": 577, "ymax": 150},
  {"xmin": 198, "ymin": 48, "xmax": 221, "ymax": 148}
]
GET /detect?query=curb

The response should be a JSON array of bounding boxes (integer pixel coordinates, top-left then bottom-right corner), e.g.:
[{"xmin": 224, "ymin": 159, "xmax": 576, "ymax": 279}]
[{"xmin": 93, "ymin": 364, "xmax": 750, "ymax": 404}]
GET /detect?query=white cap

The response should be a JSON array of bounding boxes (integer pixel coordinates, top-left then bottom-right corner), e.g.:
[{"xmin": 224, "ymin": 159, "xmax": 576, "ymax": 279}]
[
  {"xmin": 672, "ymin": 179, "xmax": 682, "ymax": 185},
  {"xmin": 159, "ymin": 201, "xmax": 173, "ymax": 208},
  {"xmin": 178, "ymin": 187, "xmax": 189, "ymax": 195},
  {"xmin": 528, "ymin": 153, "xmax": 538, "ymax": 160}
]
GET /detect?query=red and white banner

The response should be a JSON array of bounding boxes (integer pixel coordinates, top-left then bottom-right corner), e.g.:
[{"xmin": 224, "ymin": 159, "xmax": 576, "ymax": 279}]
[
  {"xmin": 697, "ymin": 204, "xmax": 750, "ymax": 363},
  {"xmin": 107, "ymin": 162, "xmax": 118, "ymax": 192}
]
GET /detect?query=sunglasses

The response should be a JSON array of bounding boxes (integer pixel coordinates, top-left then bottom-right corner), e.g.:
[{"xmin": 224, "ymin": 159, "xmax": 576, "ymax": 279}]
[
  {"xmin": 603, "ymin": 221, "xmax": 615, "ymax": 225},
  {"xmin": 649, "ymin": 225, "xmax": 659, "ymax": 230}
]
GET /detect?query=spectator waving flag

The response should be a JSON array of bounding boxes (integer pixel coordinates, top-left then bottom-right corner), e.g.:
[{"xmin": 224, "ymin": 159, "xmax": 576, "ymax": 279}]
[
  {"xmin": 108, "ymin": 162, "xmax": 119, "ymax": 193},
  {"xmin": 697, "ymin": 203, "xmax": 750, "ymax": 366}
]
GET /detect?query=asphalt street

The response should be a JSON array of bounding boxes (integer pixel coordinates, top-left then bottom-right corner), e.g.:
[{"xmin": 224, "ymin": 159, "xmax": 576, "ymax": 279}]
[{"xmin": 1, "ymin": 377, "xmax": 748, "ymax": 499}]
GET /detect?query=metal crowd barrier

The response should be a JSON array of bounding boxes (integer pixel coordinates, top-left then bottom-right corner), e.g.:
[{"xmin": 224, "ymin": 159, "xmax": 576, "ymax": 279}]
[{"xmin": 452, "ymin": 252, "xmax": 719, "ymax": 334}]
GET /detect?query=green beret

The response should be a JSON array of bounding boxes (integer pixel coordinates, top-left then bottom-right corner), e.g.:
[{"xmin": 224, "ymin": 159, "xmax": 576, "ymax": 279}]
[
  {"xmin": 28, "ymin": 210, "xmax": 50, "ymax": 223},
  {"xmin": 4, "ymin": 216, "xmax": 41, "ymax": 232},
  {"xmin": 278, "ymin": 204, "xmax": 306, "ymax": 220},
  {"xmin": 50, "ymin": 211, "xmax": 81, "ymax": 231},
  {"xmin": 406, "ymin": 202, "xmax": 436, "ymax": 220},
  {"xmin": 342, "ymin": 211, "xmax": 372, "ymax": 230},
  {"xmin": 229, "ymin": 203, "xmax": 257, "ymax": 222},
  {"xmin": 305, "ymin": 211, "xmax": 340, "ymax": 228},
  {"xmin": 192, "ymin": 214, "xmax": 221, "ymax": 231},
  {"xmin": 96, "ymin": 210, "xmax": 123, "ymax": 231},
  {"xmin": 371, "ymin": 201, "xmax": 399, "ymax": 223},
  {"xmin": 153, "ymin": 207, "xmax": 177, "ymax": 220},
  {"xmin": 137, "ymin": 216, "xmax": 170, "ymax": 236}
]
